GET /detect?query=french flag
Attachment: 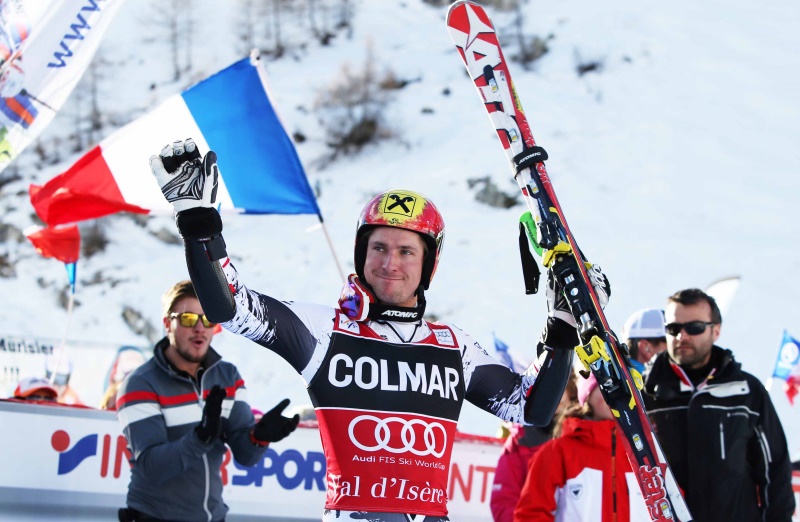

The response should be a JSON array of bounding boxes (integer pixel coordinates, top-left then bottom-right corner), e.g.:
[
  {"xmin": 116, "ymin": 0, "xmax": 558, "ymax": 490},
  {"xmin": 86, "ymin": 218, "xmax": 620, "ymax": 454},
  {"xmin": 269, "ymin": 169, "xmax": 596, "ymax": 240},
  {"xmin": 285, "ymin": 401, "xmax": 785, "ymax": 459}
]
[{"xmin": 30, "ymin": 55, "xmax": 320, "ymax": 227}]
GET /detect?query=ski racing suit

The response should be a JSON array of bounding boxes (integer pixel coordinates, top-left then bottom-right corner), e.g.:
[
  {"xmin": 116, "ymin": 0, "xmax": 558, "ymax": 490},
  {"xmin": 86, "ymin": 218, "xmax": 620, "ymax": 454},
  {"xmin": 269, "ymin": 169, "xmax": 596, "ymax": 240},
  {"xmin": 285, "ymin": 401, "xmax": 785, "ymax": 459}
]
[{"xmin": 179, "ymin": 230, "xmax": 574, "ymax": 521}]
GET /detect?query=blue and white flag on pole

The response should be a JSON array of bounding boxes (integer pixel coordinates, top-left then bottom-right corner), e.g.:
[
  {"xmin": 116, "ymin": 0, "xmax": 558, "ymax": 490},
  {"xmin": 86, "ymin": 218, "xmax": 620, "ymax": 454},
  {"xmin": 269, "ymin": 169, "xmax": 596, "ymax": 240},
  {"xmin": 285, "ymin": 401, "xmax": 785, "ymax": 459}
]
[
  {"xmin": 492, "ymin": 334, "xmax": 528, "ymax": 374},
  {"xmin": 771, "ymin": 330, "xmax": 800, "ymax": 381},
  {"xmin": 0, "ymin": 0, "xmax": 128, "ymax": 172},
  {"xmin": 31, "ymin": 54, "xmax": 320, "ymax": 226}
]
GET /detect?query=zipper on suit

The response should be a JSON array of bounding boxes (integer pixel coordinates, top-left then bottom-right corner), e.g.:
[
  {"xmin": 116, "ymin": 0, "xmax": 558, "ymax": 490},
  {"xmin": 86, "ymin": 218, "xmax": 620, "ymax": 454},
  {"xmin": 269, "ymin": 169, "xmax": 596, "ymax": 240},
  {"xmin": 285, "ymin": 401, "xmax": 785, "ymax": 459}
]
[
  {"xmin": 719, "ymin": 421, "xmax": 726, "ymax": 460},
  {"xmin": 197, "ymin": 376, "xmax": 213, "ymax": 522},
  {"xmin": 202, "ymin": 453, "xmax": 212, "ymax": 521}
]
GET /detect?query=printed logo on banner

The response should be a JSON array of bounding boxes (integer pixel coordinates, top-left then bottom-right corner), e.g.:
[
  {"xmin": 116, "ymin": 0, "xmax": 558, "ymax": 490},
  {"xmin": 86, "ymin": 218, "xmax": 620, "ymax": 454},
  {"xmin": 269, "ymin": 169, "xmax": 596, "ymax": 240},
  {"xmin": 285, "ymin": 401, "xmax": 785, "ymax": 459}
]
[
  {"xmin": 51, "ymin": 429, "xmax": 130, "ymax": 478},
  {"xmin": 348, "ymin": 415, "xmax": 447, "ymax": 458},
  {"xmin": 228, "ymin": 447, "xmax": 327, "ymax": 491}
]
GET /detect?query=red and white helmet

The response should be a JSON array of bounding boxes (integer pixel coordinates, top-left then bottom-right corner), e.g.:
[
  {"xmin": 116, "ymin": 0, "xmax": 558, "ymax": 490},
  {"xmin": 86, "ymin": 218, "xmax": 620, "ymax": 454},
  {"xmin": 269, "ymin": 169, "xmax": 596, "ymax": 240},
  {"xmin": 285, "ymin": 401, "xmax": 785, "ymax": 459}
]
[{"xmin": 354, "ymin": 188, "xmax": 445, "ymax": 290}]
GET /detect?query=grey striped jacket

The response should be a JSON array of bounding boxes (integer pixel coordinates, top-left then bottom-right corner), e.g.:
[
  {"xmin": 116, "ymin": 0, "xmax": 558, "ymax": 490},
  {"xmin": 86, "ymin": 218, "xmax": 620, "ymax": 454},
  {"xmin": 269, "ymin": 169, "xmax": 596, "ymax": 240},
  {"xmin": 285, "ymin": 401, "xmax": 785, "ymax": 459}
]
[{"xmin": 117, "ymin": 337, "xmax": 267, "ymax": 522}]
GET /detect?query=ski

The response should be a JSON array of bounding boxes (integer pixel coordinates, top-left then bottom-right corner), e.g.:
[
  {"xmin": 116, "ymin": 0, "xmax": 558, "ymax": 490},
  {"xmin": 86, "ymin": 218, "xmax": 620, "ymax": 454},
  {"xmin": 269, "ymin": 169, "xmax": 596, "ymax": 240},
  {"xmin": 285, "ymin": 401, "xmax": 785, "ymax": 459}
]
[{"xmin": 446, "ymin": 3, "xmax": 692, "ymax": 521}]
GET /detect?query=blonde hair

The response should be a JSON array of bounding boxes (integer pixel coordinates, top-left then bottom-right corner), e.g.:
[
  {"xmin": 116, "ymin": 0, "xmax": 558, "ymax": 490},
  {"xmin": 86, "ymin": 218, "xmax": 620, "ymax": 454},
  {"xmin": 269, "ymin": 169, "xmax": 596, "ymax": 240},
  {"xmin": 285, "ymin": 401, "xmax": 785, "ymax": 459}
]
[
  {"xmin": 551, "ymin": 402, "xmax": 592, "ymax": 438},
  {"xmin": 161, "ymin": 280, "xmax": 198, "ymax": 317}
]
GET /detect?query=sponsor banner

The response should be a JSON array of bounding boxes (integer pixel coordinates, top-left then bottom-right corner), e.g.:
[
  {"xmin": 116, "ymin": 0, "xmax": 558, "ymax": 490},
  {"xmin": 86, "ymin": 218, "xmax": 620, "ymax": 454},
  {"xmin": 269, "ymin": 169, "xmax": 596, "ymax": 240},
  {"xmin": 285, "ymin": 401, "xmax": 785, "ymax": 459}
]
[
  {"xmin": 0, "ymin": 0, "xmax": 128, "ymax": 172},
  {"xmin": 0, "ymin": 400, "xmax": 502, "ymax": 521},
  {"xmin": 0, "ymin": 334, "xmax": 56, "ymax": 395},
  {"xmin": 316, "ymin": 408, "xmax": 456, "ymax": 514},
  {"xmin": 0, "ymin": 333, "xmax": 150, "ymax": 408}
]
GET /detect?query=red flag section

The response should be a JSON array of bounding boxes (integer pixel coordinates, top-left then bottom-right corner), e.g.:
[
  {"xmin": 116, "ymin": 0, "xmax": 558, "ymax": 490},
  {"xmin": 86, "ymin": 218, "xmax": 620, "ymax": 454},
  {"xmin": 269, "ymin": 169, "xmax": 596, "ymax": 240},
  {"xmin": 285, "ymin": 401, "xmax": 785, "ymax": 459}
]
[
  {"xmin": 786, "ymin": 374, "xmax": 800, "ymax": 406},
  {"xmin": 29, "ymin": 146, "xmax": 148, "ymax": 227},
  {"xmin": 25, "ymin": 225, "xmax": 81, "ymax": 264}
]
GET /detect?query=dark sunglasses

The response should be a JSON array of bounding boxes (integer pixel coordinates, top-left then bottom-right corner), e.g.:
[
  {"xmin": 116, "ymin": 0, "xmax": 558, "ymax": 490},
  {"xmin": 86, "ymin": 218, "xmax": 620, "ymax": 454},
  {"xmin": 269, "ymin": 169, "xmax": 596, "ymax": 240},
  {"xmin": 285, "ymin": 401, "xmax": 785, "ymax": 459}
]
[
  {"xmin": 170, "ymin": 312, "xmax": 215, "ymax": 329},
  {"xmin": 665, "ymin": 321, "xmax": 715, "ymax": 336}
]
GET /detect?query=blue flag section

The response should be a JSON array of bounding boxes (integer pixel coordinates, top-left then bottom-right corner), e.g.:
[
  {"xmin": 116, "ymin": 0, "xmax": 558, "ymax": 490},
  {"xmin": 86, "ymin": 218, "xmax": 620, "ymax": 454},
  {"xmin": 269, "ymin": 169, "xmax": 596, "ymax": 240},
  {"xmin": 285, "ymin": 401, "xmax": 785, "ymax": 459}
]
[
  {"xmin": 65, "ymin": 262, "xmax": 76, "ymax": 295},
  {"xmin": 182, "ymin": 58, "xmax": 320, "ymax": 216},
  {"xmin": 771, "ymin": 330, "xmax": 800, "ymax": 381},
  {"xmin": 492, "ymin": 334, "xmax": 527, "ymax": 374}
]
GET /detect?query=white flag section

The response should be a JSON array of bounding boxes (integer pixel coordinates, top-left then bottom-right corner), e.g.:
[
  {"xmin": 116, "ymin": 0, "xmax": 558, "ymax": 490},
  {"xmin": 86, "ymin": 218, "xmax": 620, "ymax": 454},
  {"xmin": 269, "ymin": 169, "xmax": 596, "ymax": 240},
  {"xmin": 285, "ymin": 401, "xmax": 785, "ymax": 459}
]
[
  {"xmin": 704, "ymin": 275, "xmax": 741, "ymax": 320},
  {"xmin": 0, "ymin": 0, "xmax": 127, "ymax": 172}
]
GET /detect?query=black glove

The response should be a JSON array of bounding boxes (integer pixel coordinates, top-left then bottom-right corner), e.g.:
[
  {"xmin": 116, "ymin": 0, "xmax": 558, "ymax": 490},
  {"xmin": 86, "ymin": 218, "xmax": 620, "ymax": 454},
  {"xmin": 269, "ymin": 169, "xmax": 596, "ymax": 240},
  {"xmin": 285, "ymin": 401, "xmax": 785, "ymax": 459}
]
[
  {"xmin": 195, "ymin": 385, "xmax": 227, "ymax": 444},
  {"xmin": 251, "ymin": 398, "xmax": 300, "ymax": 445},
  {"xmin": 541, "ymin": 261, "xmax": 610, "ymax": 350},
  {"xmin": 545, "ymin": 263, "xmax": 609, "ymax": 327}
]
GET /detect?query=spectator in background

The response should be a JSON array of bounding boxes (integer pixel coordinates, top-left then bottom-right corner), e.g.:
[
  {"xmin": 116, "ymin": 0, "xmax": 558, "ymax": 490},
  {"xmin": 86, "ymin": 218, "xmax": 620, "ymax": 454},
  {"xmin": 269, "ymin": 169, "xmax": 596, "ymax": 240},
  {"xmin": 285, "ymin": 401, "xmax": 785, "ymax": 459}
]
[
  {"xmin": 45, "ymin": 353, "xmax": 84, "ymax": 406},
  {"xmin": 116, "ymin": 280, "xmax": 299, "ymax": 522},
  {"xmin": 642, "ymin": 288, "xmax": 794, "ymax": 521},
  {"xmin": 490, "ymin": 372, "xmax": 578, "ymax": 522},
  {"xmin": 100, "ymin": 346, "xmax": 147, "ymax": 410},
  {"xmin": 514, "ymin": 371, "xmax": 649, "ymax": 521},
  {"xmin": 13, "ymin": 376, "xmax": 58, "ymax": 402},
  {"xmin": 622, "ymin": 308, "xmax": 667, "ymax": 373}
]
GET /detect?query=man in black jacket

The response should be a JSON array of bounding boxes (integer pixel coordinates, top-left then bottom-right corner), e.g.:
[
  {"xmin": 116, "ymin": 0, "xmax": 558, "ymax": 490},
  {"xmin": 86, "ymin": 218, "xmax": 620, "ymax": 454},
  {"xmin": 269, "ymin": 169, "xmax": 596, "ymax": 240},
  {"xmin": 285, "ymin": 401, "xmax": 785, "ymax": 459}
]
[{"xmin": 643, "ymin": 288, "xmax": 794, "ymax": 522}]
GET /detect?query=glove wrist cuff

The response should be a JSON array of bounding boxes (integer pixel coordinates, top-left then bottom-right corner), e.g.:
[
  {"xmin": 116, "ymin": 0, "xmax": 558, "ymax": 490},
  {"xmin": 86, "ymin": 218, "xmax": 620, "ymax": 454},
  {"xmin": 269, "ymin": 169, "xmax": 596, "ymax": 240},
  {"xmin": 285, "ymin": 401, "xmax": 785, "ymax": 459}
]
[
  {"xmin": 176, "ymin": 207, "xmax": 223, "ymax": 240},
  {"xmin": 249, "ymin": 428, "xmax": 270, "ymax": 447},
  {"xmin": 541, "ymin": 316, "xmax": 579, "ymax": 350}
]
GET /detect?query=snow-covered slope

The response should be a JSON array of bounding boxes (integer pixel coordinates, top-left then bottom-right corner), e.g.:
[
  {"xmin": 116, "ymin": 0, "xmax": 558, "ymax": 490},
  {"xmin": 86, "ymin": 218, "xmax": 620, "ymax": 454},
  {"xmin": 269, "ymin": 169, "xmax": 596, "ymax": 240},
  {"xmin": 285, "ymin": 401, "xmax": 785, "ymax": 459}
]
[{"xmin": 1, "ymin": 0, "xmax": 798, "ymax": 447}]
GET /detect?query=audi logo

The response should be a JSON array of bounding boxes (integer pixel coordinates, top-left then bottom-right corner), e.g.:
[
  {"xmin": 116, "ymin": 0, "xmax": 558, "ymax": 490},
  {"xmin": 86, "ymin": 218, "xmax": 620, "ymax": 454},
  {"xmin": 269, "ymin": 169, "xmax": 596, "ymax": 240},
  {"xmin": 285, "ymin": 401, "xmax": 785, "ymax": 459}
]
[{"xmin": 348, "ymin": 415, "xmax": 447, "ymax": 458}]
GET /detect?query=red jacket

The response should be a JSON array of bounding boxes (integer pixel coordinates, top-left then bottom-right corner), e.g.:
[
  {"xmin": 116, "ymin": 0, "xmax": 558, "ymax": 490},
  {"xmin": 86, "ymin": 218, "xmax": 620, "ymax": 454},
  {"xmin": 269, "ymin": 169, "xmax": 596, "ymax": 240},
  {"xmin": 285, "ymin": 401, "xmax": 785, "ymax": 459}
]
[
  {"xmin": 490, "ymin": 425, "xmax": 549, "ymax": 522},
  {"xmin": 514, "ymin": 417, "xmax": 649, "ymax": 522}
]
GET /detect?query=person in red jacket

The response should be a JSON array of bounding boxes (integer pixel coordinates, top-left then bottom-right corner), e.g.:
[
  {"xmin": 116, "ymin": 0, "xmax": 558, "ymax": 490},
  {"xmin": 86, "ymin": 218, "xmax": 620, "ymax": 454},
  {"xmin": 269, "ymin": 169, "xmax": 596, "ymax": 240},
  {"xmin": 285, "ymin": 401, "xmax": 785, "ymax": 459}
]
[
  {"xmin": 514, "ymin": 371, "xmax": 649, "ymax": 522},
  {"xmin": 491, "ymin": 372, "xmax": 578, "ymax": 522}
]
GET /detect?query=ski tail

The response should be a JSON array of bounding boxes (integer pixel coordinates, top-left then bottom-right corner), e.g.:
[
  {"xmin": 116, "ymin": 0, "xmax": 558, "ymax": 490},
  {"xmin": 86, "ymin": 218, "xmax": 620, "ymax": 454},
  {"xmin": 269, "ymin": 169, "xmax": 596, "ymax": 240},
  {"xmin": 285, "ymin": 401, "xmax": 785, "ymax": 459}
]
[{"xmin": 446, "ymin": 2, "xmax": 692, "ymax": 521}]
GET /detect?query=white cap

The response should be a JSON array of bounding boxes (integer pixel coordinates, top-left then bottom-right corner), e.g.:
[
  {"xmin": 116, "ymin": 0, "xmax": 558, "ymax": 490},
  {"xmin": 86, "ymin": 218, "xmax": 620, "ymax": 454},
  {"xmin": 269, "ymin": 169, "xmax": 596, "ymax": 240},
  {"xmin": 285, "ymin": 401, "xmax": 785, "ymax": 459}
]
[
  {"xmin": 623, "ymin": 308, "xmax": 666, "ymax": 340},
  {"xmin": 14, "ymin": 377, "xmax": 58, "ymax": 400}
]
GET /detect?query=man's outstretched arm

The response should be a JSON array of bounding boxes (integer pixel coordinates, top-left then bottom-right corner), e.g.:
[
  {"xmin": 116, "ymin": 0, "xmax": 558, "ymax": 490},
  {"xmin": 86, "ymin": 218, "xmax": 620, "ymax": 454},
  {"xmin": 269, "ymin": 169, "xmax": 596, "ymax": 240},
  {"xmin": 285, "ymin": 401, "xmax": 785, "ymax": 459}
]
[{"xmin": 150, "ymin": 139, "xmax": 235, "ymax": 323}]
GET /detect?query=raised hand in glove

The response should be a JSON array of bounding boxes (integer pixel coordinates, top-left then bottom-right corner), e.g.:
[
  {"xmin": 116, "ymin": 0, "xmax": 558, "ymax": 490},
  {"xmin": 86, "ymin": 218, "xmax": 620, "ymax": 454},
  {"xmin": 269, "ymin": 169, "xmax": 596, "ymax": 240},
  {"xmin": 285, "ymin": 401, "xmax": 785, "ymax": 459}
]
[
  {"xmin": 250, "ymin": 399, "xmax": 300, "ymax": 446},
  {"xmin": 150, "ymin": 138, "xmax": 226, "ymax": 247},
  {"xmin": 149, "ymin": 138, "xmax": 219, "ymax": 213},
  {"xmin": 195, "ymin": 385, "xmax": 227, "ymax": 444},
  {"xmin": 541, "ymin": 262, "xmax": 611, "ymax": 349}
]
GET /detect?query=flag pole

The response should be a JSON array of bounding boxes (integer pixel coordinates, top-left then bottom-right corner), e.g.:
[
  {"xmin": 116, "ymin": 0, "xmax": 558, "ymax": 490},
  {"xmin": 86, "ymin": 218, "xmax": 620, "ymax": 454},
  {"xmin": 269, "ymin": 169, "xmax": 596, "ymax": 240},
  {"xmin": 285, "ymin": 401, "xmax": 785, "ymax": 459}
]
[
  {"xmin": 249, "ymin": 49, "xmax": 347, "ymax": 284},
  {"xmin": 50, "ymin": 270, "xmax": 76, "ymax": 387},
  {"xmin": 316, "ymin": 215, "xmax": 346, "ymax": 283}
]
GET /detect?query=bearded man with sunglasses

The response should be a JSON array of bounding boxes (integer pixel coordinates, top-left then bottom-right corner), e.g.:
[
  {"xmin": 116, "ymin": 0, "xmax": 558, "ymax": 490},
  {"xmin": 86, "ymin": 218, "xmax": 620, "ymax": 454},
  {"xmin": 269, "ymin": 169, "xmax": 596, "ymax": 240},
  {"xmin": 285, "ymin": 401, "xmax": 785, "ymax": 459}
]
[
  {"xmin": 116, "ymin": 280, "xmax": 300, "ymax": 522},
  {"xmin": 147, "ymin": 139, "xmax": 611, "ymax": 521},
  {"xmin": 642, "ymin": 288, "xmax": 794, "ymax": 522}
]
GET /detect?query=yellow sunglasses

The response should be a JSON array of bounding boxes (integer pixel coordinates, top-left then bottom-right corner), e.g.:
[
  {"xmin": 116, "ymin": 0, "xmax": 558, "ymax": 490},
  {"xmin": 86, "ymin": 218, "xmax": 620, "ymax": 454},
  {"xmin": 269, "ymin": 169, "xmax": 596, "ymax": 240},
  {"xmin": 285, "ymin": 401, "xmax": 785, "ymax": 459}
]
[{"xmin": 170, "ymin": 312, "xmax": 215, "ymax": 329}]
